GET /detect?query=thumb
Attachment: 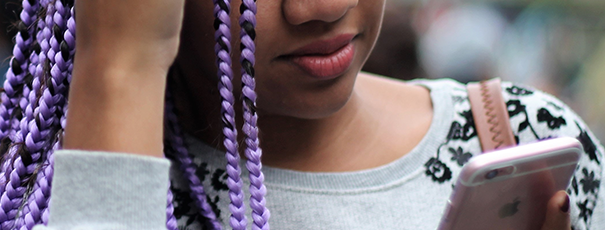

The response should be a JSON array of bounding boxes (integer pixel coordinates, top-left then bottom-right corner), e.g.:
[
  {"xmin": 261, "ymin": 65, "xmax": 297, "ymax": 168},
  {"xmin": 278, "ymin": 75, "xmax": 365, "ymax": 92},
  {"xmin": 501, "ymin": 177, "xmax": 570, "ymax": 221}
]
[{"xmin": 541, "ymin": 190, "xmax": 571, "ymax": 230}]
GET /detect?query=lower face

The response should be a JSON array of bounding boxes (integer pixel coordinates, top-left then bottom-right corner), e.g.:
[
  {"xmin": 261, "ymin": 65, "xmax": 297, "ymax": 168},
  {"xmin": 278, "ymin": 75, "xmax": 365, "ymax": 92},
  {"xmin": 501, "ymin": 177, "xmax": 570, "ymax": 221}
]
[{"xmin": 178, "ymin": 0, "xmax": 386, "ymax": 119}]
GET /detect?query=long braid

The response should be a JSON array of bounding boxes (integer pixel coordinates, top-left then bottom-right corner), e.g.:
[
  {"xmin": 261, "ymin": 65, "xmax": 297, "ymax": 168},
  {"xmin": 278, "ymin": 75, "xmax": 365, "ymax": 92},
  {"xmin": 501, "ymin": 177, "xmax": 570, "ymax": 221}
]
[
  {"xmin": 164, "ymin": 93, "xmax": 222, "ymax": 230},
  {"xmin": 0, "ymin": 0, "xmax": 38, "ymax": 141},
  {"xmin": 162, "ymin": 98, "xmax": 180, "ymax": 230},
  {"xmin": 239, "ymin": 0, "xmax": 269, "ymax": 229},
  {"xmin": 0, "ymin": 0, "xmax": 40, "ymax": 191},
  {"xmin": 2, "ymin": 0, "xmax": 53, "ymax": 228},
  {"xmin": 18, "ymin": 0, "xmax": 73, "ymax": 228},
  {"xmin": 3, "ymin": 1, "xmax": 276, "ymax": 230},
  {"xmin": 165, "ymin": 185, "xmax": 178, "ymax": 230},
  {"xmin": 0, "ymin": 1, "xmax": 46, "ymax": 229},
  {"xmin": 214, "ymin": 0, "xmax": 247, "ymax": 229},
  {"xmin": 0, "ymin": 0, "xmax": 40, "ymax": 197}
]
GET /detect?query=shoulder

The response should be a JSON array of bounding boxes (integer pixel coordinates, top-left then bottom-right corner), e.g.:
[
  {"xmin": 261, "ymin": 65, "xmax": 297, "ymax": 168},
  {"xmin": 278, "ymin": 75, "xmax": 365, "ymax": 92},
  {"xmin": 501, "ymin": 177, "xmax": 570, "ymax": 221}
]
[
  {"xmin": 411, "ymin": 78, "xmax": 604, "ymax": 229},
  {"xmin": 498, "ymin": 81, "xmax": 601, "ymax": 162},
  {"xmin": 486, "ymin": 81, "xmax": 604, "ymax": 229},
  {"xmin": 498, "ymin": 81, "xmax": 604, "ymax": 229}
]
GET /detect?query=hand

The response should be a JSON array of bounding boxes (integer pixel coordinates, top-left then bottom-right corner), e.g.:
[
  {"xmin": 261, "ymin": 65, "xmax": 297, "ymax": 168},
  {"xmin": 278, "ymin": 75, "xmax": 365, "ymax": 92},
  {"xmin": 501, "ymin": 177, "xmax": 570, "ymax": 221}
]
[
  {"xmin": 541, "ymin": 190, "xmax": 571, "ymax": 230},
  {"xmin": 64, "ymin": 0, "xmax": 186, "ymax": 157}
]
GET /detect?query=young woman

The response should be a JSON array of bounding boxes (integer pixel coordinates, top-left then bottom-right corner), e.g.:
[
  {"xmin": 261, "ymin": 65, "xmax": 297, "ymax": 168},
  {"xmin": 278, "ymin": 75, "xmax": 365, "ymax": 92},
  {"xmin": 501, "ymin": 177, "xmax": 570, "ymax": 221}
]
[{"xmin": 0, "ymin": 0, "xmax": 602, "ymax": 229}]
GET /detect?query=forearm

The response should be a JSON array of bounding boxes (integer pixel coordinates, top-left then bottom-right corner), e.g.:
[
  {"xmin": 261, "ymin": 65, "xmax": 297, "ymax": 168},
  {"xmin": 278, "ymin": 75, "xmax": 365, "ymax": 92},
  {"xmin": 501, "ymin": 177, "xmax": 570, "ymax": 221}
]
[{"xmin": 63, "ymin": 0, "xmax": 184, "ymax": 158}]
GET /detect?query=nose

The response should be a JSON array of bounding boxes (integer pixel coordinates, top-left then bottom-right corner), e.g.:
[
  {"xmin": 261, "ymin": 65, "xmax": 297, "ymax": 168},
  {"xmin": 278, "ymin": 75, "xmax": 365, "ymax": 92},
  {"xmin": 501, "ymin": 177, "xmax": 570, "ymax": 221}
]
[{"xmin": 282, "ymin": 0, "xmax": 359, "ymax": 25}]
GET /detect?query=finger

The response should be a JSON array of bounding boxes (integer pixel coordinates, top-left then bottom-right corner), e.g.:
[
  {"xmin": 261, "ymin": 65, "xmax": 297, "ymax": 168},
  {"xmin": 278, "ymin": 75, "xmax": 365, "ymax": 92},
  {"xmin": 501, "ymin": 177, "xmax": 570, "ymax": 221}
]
[{"xmin": 541, "ymin": 190, "xmax": 571, "ymax": 230}]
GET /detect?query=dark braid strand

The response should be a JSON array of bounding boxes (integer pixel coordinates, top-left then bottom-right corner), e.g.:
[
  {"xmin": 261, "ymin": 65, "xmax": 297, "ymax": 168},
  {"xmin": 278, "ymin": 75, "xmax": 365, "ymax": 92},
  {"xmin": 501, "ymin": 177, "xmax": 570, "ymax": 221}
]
[
  {"xmin": 19, "ymin": 0, "xmax": 74, "ymax": 228},
  {"xmin": 214, "ymin": 0, "xmax": 247, "ymax": 229},
  {"xmin": 0, "ymin": 0, "xmax": 44, "ymax": 229},
  {"xmin": 164, "ymin": 93, "xmax": 222, "ymax": 230},
  {"xmin": 239, "ymin": 0, "xmax": 269, "ymax": 229},
  {"xmin": 166, "ymin": 184, "xmax": 178, "ymax": 230},
  {"xmin": 0, "ymin": 0, "xmax": 38, "ymax": 141}
]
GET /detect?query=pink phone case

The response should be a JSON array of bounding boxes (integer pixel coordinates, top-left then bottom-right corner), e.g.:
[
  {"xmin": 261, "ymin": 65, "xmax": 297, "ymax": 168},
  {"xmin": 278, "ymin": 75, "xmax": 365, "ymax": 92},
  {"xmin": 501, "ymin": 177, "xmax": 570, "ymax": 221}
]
[{"xmin": 438, "ymin": 137, "xmax": 582, "ymax": 230}]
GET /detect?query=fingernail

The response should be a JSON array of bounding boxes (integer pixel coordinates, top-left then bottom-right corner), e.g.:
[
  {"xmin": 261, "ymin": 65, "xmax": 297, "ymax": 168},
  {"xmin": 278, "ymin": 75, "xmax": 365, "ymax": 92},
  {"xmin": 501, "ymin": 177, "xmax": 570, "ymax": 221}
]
[{"xmin": 561, "ymin": 194, "xmax": 570, "ymax": 213}]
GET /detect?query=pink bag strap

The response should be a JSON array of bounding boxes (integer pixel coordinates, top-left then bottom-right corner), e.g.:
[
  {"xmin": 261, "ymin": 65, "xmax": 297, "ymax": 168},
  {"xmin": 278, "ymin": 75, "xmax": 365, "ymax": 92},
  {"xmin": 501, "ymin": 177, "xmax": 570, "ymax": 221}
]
[{"xmin": 467, "ymin": 78, "xmax": 516, "ymax": 153}]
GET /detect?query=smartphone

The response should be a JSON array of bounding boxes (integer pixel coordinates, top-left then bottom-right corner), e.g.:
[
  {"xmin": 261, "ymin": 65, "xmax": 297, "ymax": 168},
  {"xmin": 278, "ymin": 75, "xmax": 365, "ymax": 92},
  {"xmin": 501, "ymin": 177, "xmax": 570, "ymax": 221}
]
[{"xmin": 438, "ymin": 137, "xmax": 582, "ymax": 230}]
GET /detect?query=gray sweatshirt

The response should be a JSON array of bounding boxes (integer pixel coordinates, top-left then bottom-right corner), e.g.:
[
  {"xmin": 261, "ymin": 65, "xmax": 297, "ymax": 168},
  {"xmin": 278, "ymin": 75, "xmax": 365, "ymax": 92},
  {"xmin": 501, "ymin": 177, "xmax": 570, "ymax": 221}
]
[{"xmin": 36, "ymin": 79, "xmax": 605, "ymax": 229}]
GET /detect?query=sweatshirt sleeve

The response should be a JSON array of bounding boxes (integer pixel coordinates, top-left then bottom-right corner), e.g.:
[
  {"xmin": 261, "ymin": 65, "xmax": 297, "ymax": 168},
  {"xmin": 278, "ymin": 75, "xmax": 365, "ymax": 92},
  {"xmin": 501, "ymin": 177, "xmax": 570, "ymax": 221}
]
[{"xmin": 33, "ymin": 150, "xmax": 171, "ymax": 230}]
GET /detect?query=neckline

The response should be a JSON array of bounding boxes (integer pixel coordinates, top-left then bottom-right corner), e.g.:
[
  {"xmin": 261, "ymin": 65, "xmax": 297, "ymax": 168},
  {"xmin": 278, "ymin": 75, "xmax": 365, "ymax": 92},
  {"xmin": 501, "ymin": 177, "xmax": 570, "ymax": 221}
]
[{"xmin": 186, "ymin": 79, "xmax": 457, "ymax": 193}]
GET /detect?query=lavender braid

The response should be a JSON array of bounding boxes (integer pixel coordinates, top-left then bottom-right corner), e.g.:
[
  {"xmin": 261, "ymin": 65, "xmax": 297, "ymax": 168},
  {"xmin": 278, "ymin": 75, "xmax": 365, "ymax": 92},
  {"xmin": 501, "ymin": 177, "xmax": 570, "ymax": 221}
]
[
  {"xmin": 0, "ymin": 0, "xmax": 40, "ymax": 189},
  {"xmin": 0, "ymin": 0, "xmax": 273, "ymax": 230},
  {"xmin": 0, "ymin": 0, "xmax": 38, "ymax": 141},
  {"xmin": 214, "ymin": 0, "xmax": 247, "ymax": 229},
  {"xmin": 0, "ymin": 1, "xmax": 46, "ymax": 229},
  {"xmin": 166, "ymin": 184, "xmax": 178, "ymax": 230},
  {"xmin": 239, "ymin": 0, "xmax": 269, "ymax": 229},
  {"xmin": 19, "ymin": 1, "xmax": 74, "ymax": 228},
  {"xmin": 0, "ymin": 0, "xmax": 40, "ymax": 197},
  {"xmin": 164, "ymin": 93, "xmax": 222, "ymax": 230}
]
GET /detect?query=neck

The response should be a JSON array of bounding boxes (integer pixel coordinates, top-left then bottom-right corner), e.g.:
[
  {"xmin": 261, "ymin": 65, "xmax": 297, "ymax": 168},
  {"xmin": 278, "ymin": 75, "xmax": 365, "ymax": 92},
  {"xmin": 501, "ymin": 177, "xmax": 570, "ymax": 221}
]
[
  {"xmin": 171, "ymin": 62, "xmax": 433, "ymax": 172},
  {"xmin": 257, "ymin": 91, "xmax": 382, "ymax": 171}
]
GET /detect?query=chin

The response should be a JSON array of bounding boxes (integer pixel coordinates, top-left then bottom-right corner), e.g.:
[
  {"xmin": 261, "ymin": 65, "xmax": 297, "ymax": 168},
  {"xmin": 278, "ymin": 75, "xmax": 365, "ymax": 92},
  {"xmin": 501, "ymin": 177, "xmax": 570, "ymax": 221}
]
[{"xmin": 257, "ymin": 74, "xmax": 356, "ymax": 120}]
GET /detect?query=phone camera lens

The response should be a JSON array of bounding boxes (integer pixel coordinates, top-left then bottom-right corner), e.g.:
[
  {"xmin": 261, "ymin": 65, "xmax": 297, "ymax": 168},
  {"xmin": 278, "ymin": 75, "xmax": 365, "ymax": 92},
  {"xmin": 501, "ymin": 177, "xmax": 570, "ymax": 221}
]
[{"xmin": 485, "ymin": 170, "xmax": 499, "ymax": 180}]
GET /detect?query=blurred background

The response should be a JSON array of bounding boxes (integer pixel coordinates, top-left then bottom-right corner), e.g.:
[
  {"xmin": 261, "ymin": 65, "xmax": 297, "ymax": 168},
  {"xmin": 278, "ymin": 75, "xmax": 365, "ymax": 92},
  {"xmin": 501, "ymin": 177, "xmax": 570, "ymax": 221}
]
[
  {"xmin": 0, "ymin": 0, "xmax": 603, "ymax": 141},
  {"xmin": 362, "ymin": 0, "xmax": 605, "ymax": 143}
]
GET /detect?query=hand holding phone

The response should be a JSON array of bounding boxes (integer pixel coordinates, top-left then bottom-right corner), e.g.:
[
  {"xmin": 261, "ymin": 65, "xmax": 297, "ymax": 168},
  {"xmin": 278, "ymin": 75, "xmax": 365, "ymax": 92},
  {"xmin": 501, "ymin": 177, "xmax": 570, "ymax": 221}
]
[{"xmin": 438, "ymin": 137, "xmax": 581, "ymax": 230}]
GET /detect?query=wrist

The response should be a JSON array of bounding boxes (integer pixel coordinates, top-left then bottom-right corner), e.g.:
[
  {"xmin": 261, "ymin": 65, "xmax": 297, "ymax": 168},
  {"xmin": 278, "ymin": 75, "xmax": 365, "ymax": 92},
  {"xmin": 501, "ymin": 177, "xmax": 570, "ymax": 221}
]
[{"xmin": 64, "ymin": 55, "xmax": 169, "ymax": 158}]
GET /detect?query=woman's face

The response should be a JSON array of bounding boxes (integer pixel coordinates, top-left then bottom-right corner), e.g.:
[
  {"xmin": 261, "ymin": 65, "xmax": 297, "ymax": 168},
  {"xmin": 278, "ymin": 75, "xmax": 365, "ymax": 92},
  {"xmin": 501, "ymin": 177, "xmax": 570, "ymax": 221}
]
[{"xmin": 178, "ymin": 0, "xmax": 386, "ymax": 119}]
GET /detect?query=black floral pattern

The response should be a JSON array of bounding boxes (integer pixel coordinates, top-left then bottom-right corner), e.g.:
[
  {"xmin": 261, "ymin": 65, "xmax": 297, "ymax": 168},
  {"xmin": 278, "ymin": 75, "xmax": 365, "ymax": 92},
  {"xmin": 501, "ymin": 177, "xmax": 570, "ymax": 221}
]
[
  {"xmin": 424, "ymin": 157, "xmax": 452, "ymax": 183},
  {"xmin": 170, "ymin": 183, "xmax": 214, "ymax": 229},
  {"xmin": 171, "ymin": 185, "xmax": 193, "ymax": 221},
  {"xmin": 446, "ymin": 122, "xmax": 464, "ymax": 141},
  {"xmin": 506, "ymin": 85, "xmax": 534, "ymax": 96},
  {"xmin": 444, "ymin": 110, "xmax": 477, "ymax": 141},
  {"xmin": 207, "ymin": 194, "xmax": 221, "ymax": 222},
  {"xmin": 507, "ymin": 100, "xmax": 540, "ymax": 139},
  {"xmin": 571, "ymin": 176, "xmax": 579, "ymax": 195},
  {"xmin": 195, "ymin": 163, "xmax": 210, "ymax": 182},
  {"xmin": 170, "ymin": 164, "xmax": 231, "ymax": 229},
  {"xmin": 576, "ymin": 122, "xmax": 600, "ymax": 164},
  {"xmin": 507, "ymin": 100, "xmax": 526, "ymax": 117},
  {"xmin": 211, "ymin": 169, "xmax": 229, "ymax": 191},
  {"xmin": 537, "ymin": 108, "xmax": 566, "ymax": 129},
  {"xmin": 459, "ymin": 110, "xmax": 477, "ymax": 140},
  {"xmin": 577, "ymin": 199, "xmax": 593, "ymax": 223},
  {"xmin": 580, "ymin": 168, "xmax": 600, "ymax": 194},
  {"xmin": 449, "ymin": 147, "xmax": 472, "ymax": 166}
]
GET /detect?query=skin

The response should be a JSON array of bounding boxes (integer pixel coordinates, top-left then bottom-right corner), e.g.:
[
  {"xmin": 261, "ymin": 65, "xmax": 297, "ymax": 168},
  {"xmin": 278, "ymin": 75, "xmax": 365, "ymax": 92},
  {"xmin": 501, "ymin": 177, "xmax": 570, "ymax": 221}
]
[
  {"xmin": 64, "ymin": 0, "xmax": 570, "ymax": 228},
  {"xmin": 172, "ymin": 0, "xmax": 432, "ymax": 172}
]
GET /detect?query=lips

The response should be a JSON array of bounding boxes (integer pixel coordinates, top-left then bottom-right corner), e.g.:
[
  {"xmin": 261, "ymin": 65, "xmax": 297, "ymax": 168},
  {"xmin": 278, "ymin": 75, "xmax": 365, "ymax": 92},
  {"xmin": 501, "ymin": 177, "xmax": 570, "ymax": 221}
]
[{"xmin": 282, "ymin": 34, "xmax": 357, "ymax": 79}]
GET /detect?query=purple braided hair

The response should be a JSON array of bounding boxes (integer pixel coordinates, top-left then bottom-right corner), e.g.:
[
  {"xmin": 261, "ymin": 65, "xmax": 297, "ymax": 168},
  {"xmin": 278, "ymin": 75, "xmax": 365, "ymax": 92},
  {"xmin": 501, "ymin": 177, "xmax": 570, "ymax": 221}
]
[
  {"xmin": 0, "ymin": 0, "xmax": 38, "ymax": 141},
  {"xmin": 18, "ymin": 0, "xmax": 74, "ymax": 228},
  {"xmin": 214, "ymin": 0, "xmax": 248, "ymax": 229},
  {"xmin": 0, "ymin": 0, "xmax": 41, "ymax": 193},
  {"xmin": 164, "ymin": 92, "xmax": 222, "ymax": 229},
  {"xmin": 0, "ymin": 0, "xmax": 40, "ymax": 199},
  {"xmin": 0, "ymin": 0, "xmax": 45, "ymax": 229},
  {"xmin": 239, "ymin": 0, "xmax": 270, "ymax": 229},
  {"xmin": 0, "ymin": 0, "xmax": 272, "ymax": 229},
  {"xmin": 166, "ymin": 184, "xmax": 178, "ymax": 230}
]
